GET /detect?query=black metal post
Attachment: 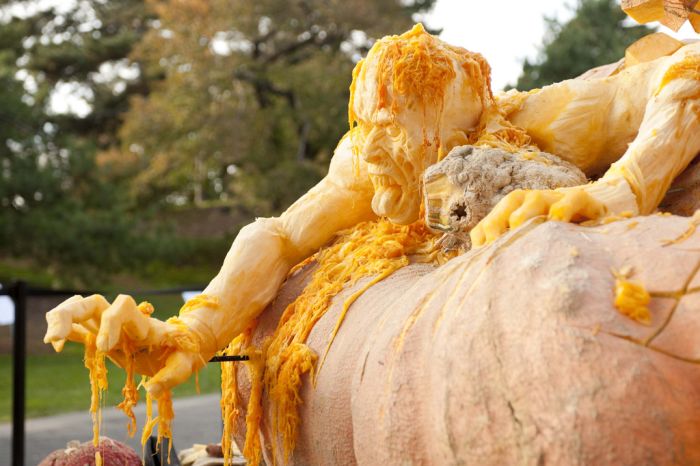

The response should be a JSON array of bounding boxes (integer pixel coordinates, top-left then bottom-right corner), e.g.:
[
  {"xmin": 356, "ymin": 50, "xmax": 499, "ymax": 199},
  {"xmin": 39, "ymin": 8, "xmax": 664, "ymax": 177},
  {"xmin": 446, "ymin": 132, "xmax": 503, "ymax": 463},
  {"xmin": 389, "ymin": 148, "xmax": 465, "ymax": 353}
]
[{"xmin": 11, "ymin": 281, "xmax": 26, "ymax": 466}]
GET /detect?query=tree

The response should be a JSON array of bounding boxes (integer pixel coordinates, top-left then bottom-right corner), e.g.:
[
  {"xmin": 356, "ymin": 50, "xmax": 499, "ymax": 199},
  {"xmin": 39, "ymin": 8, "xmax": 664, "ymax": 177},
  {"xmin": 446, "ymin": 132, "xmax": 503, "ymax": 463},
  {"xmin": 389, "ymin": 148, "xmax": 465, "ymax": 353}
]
[
  {"xmin": 514, "ymin": 0, "xmax": 653, "ymax": 90},
  {"xmin": 119, "ymin": 0, "xmax": 437, "ymax": 211},
  {"xmin": 0, "ymin": 0, "xmax": 157, "ymax": 284},
  {"xmin": 0, "ymin": 0, "xmax": 437, "ymax": 284}
]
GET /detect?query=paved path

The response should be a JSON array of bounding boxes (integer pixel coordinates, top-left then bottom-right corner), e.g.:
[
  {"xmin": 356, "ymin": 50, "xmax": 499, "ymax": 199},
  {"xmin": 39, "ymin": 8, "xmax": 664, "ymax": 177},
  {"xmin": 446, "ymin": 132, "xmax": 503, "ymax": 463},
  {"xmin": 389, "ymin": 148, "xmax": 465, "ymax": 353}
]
[{"xmin": 0, "ymin": 393, "xmax": 223, "ymax": 465}]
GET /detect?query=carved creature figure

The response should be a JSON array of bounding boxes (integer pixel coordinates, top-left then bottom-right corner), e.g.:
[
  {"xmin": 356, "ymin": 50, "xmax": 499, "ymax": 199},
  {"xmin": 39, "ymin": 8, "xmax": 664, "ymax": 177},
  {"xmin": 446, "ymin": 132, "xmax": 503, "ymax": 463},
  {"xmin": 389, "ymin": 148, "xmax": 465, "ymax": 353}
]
[{"xmin": 43, "ymin": 22, "xmax": 700, "ymax": 460}]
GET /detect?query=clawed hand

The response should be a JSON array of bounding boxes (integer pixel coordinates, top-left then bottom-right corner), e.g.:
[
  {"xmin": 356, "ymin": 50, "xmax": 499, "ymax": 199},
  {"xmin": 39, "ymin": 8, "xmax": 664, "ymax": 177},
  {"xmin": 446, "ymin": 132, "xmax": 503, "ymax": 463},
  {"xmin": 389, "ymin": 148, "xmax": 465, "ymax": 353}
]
[
  {"xmin": 44, "ymin": 294, "xmax": 203, "ymax": 396},
  {"xmin": 470, "ymin": 187, "xmax": 607, "ymax": 247}
]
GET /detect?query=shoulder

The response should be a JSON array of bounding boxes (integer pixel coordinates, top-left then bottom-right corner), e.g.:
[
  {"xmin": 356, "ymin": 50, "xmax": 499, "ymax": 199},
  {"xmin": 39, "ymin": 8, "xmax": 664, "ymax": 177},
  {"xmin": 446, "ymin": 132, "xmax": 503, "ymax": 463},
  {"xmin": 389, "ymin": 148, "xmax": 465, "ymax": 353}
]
[{"xmin": 327, "ymin": 130, "xmax": 372, "ymax": 192}]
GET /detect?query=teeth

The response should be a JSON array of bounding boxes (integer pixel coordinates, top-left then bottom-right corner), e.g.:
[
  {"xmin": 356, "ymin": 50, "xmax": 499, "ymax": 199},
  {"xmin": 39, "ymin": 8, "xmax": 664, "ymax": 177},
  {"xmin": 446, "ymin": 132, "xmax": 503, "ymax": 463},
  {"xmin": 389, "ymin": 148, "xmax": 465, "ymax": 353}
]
[{"xmin": 372, "ymin": 174, "xmax": 397, "ymax": 187}]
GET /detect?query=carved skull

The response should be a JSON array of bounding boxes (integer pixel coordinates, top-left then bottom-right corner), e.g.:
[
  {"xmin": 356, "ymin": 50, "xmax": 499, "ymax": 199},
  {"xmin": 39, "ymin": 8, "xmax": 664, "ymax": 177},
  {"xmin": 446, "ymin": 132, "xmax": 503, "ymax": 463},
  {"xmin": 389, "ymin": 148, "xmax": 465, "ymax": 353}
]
[
  {"xmin": 349, "ymin": 24, "xmax": 491, "ymax": 225},
  {"xmin": 423, "ymin": 145, "xmax": 587, "ymax": 247}
]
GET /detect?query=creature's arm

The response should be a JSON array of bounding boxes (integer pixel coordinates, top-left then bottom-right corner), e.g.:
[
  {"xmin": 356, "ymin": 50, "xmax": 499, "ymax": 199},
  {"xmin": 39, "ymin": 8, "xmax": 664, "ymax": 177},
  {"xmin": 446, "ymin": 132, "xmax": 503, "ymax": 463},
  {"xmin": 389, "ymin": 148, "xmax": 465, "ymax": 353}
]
[
  {"xmin": 45, "ymin": 133, "xmax": 375, "ymax": 394},
  {"xmin": 181, "ymin": 133, "xmax": 375, "ymax": 357},
  {"xmin": 472, "ymin": 45, "xmax": 700, "ymax": 246},
  {"xmin": 603, "ymin": 48, "xmax": 700, "ymax": 215}
]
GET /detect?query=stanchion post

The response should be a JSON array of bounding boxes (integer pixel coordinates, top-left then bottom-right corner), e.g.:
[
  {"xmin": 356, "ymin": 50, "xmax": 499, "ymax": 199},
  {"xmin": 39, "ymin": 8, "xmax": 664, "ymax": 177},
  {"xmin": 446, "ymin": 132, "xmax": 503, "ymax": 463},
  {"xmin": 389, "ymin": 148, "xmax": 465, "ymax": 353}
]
[{"xmin": 11, "ymin": 281, "xmax": 27, "ymax": 466}]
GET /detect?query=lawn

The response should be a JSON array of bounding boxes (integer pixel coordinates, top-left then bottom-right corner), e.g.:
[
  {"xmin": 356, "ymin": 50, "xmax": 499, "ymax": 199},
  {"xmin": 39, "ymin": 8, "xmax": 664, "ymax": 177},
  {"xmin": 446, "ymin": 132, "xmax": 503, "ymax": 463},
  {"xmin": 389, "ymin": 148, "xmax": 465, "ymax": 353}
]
[{"xmin": 0, "ymin": 293, "xmax": 223, "ymax": 422}]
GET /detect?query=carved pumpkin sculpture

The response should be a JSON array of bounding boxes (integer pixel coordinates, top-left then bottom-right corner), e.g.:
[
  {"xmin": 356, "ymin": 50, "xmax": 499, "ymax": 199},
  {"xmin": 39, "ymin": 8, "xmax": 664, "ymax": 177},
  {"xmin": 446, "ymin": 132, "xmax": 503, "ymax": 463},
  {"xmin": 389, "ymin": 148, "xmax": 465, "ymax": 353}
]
[{"xmin": 44, "ymin": 19, "xmax": 700, "ymax": 466}]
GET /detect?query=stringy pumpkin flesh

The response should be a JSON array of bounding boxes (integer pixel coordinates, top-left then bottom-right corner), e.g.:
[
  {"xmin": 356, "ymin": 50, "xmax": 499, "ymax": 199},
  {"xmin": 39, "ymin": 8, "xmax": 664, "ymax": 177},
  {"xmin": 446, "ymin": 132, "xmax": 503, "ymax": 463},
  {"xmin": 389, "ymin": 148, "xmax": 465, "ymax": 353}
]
[
  {"xmin": 220, "ymin": 24, "xmax": 534, "ymax": 465},
  {"xmin": 82, "ymin": 24, "xmax": 537, "ymax": 466},
  {"xmin": 220, "ymin": 219, "xmax": 454, "ymax": 464},
  {"xmin": 83, "ymin": 301, "xmax": 189, "ymax": 465}
]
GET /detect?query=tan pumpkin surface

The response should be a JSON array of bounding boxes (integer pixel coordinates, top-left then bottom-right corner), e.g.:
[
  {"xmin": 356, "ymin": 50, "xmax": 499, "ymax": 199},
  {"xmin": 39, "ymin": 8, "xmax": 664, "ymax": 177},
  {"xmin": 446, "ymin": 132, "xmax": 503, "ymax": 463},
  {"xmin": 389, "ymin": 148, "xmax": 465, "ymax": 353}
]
[{"xmin": 232, "ymin": 213, "xmax": 700, "ymax": 465}]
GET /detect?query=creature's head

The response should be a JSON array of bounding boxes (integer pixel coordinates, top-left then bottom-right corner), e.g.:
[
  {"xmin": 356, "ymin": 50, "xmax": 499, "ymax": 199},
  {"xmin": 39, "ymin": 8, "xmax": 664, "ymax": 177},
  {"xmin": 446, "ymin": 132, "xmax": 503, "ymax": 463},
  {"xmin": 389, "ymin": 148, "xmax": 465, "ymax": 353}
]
[{"xmin": 349, "ymin": 24, "xmax": 493, "ymax": 224}]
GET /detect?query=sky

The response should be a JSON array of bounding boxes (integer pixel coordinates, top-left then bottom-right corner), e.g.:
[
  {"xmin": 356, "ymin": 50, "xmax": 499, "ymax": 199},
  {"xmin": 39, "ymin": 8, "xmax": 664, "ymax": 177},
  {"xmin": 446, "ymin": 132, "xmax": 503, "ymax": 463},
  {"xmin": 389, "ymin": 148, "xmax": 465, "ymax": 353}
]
[{"xmin": 423, "ymin": 0, "xmax": 698, "ymax": 90}]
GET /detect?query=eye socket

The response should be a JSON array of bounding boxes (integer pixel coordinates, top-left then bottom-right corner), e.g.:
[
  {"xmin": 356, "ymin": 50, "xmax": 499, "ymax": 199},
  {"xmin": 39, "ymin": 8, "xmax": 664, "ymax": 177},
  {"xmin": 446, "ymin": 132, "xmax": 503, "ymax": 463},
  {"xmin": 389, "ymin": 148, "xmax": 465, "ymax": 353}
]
[{"xmin": 386, "ymin": 125, "xmax": 401, "ymax": 139}]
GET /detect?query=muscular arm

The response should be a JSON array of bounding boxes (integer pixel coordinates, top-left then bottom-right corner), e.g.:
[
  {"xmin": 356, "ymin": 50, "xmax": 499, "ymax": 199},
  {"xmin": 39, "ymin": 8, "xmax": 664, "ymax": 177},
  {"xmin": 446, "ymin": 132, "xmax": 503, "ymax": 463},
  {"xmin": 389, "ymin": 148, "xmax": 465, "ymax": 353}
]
[
  {"xmin": 472, "ymin": 44, "xmax": 700, "ymax": 246},
  {"xmin": 178, "ymin": 132, "xmax": 376, "ymax": 357},
  {"xmin": 500, "ymin": 59, "xmax": 657, "ymax": 176},
  {"xmin": 44, "ymin": 132, "xmax": 375, "ymax": 396},
  {"xmin": 604, "ymin": 44, "xmax": 700, "ymax": 214}
]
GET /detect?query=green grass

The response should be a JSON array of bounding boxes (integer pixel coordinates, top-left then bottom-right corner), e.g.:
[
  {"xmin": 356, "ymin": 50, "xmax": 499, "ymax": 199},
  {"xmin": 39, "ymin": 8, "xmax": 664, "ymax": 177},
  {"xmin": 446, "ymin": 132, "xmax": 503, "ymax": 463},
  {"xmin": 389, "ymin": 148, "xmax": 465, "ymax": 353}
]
[
  {"xmin": 0, "ymin": 343, "xmax": 221, "ymax": 422},
  {"xmin": 0, "ymin": 261, "xmax": 56, "ymax": 287},
  {"xmin": 0, "ymin": 260, "xmax": 228, "ymax": 422},
  {"xmin": 0, "ymin": 293, "xmax": 224, "ymax": 423}
]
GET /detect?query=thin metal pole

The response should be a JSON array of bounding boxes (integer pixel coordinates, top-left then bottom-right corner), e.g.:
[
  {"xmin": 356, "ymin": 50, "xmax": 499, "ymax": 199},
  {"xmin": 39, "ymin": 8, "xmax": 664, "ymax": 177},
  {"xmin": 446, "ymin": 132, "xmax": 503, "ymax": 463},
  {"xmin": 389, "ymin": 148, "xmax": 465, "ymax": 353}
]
[
  {"xmin": 12, "ymin": 281, "xmax": 26, "ymax": 466},
  {"xmin": 208, "ymin": 355, "xmax": 249, "ymax": 362}
]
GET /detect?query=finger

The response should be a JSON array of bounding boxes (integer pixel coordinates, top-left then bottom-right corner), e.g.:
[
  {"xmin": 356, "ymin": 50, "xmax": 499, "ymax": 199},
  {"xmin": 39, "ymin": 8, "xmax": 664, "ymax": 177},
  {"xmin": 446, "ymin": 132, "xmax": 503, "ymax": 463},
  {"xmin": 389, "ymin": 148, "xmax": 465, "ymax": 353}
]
[
  {"xmin": 482, "ymin": 190, "xmax": 526, "ymax": 243},
  {"xmin": 44, "ymin": 295, "xmax": 82, "ymax": 343},
  {"xmin": 509, "ymin": 191, "xmax": 560, "ymax": 229},
  {"xmin": 53, "ymin": 323, "xmax": 93, "ymax": 352},
  {"xmin": 548, "ymin": 189, "xmax": 583, "ymax": 222},
  {"xmin": 550, "ymin": 189, "xmax": 606, "ymax": 222},
  {"xmin": 97, "ymin": 294, "xmax": 151, "ymax": 352},
  {"xmin": 81, "ymin": 317, "xmax": 100, "ymax": 335},
  {"xmin": 68, "ymin": 323, "xmax": 90, "ymax": 342},
  {"xmin": 469, "ymin": 223, "xmax": 486, "ymax": 247},
  {"xmin": 51, "ymin": 340, "xmax": 65, "ymax": 352},
  {"xmin": 144, "ymin": 351, "xmax": 199, "ymax": 398},
  {"xmin": 470, "ymin": 191, "xmax": 525, "ymax": 247},
  {"xmin": 44, "ymin": 295, "xmax": 110, "ymax": 343}
]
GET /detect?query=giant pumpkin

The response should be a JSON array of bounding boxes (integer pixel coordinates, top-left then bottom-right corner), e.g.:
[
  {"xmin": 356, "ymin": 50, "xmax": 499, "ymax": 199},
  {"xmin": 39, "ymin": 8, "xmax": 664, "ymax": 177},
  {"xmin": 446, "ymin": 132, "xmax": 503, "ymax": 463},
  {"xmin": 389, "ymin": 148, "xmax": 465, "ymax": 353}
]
[
  {"xmin": 227, "ymin": 213, "xmax": 700, "ymax": 465},
  {"xmin": 42, "ymin": 19, "xmax": 700, "ymax": 466}
]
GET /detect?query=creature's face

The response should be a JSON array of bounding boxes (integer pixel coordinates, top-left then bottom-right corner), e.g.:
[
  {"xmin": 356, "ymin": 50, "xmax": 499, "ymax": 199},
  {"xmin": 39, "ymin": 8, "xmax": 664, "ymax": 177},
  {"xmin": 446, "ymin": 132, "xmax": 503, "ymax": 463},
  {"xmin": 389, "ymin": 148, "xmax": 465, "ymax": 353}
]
[
  {"xmin": 350, "ymin": 25, "xmax": 489, "ymax": 225},
  {"xmin": 354, "ymin": 106, "xmax": 426, "ymax": 225}
]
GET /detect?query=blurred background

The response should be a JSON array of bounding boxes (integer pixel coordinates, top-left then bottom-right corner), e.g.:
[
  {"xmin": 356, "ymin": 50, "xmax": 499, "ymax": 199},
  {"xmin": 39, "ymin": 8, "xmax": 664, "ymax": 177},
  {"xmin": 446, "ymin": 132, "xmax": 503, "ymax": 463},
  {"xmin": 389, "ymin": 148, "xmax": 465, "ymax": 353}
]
[{"xmin": 0, "ymin": 0, "xmax": 691, "ymax": 463}]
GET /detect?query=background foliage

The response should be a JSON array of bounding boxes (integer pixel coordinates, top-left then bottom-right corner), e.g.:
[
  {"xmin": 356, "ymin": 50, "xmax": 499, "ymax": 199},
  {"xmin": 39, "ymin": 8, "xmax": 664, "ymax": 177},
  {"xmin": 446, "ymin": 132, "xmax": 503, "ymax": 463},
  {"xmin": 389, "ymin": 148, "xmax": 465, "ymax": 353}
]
[
  {"xmin": 0, "ymin": 0, "xmax": 653, "ymax": 287},
  {"xmin": 513, "ymin": 0, "xmax": 652, "ymax": 90},
  {"xmin": 0, "ymin": 0, "xmax": 435, "ymax": 286}
]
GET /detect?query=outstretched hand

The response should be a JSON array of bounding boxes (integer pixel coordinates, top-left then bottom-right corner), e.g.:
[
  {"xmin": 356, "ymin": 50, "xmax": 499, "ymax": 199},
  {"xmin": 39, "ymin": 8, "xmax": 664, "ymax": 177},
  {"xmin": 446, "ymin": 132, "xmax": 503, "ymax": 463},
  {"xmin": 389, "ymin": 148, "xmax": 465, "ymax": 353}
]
[
  {"xmin": 44, "ymin": 294, "xmax": 204, "ymax": 397},
  {"xmin": 470, "ymin": 187, "xmax": 607, "ymax": 247}
]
